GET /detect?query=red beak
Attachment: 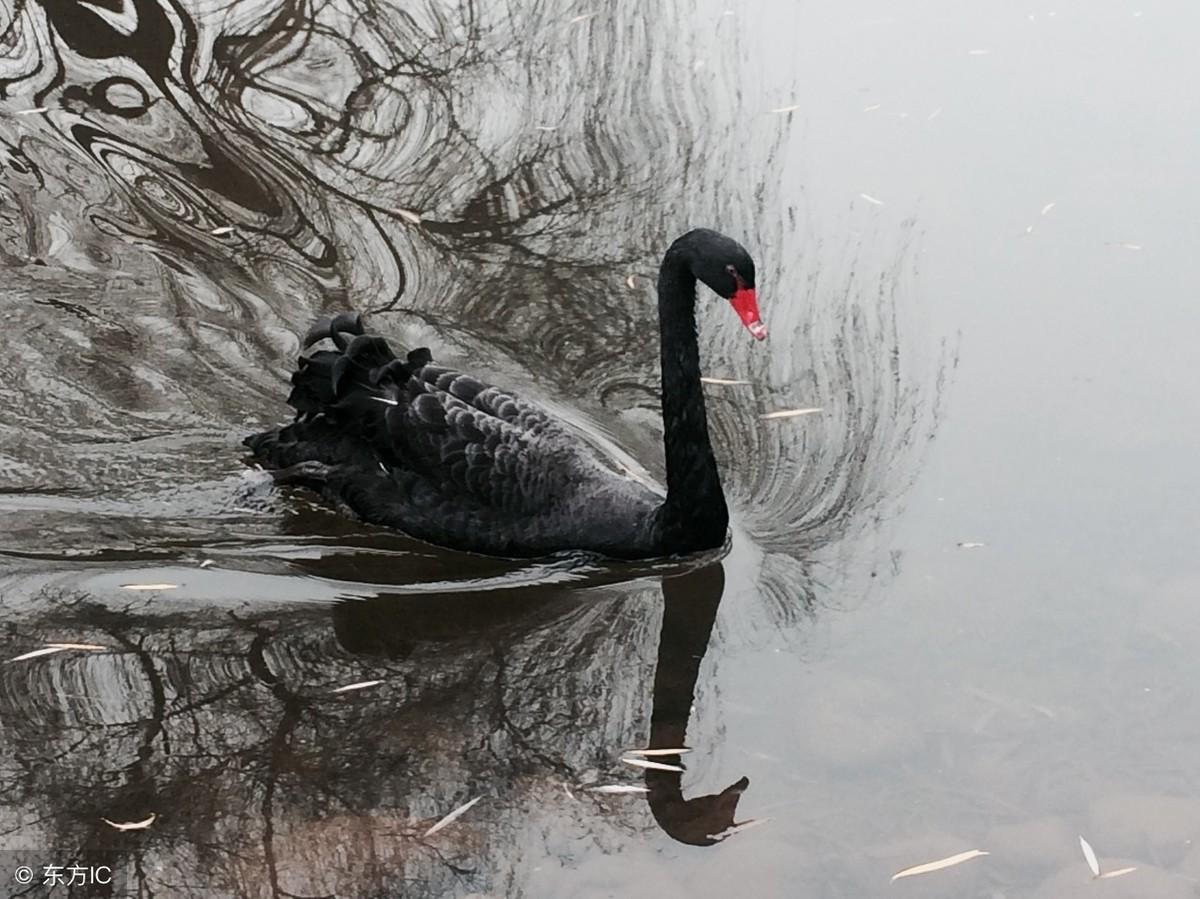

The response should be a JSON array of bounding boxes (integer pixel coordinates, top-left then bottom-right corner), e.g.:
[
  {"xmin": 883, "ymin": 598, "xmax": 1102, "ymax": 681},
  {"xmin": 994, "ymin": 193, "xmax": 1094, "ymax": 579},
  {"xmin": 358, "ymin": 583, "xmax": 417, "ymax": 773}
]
[{"xmin": 731, "ymin": 287, "xmax": 767, "ymax": 341}]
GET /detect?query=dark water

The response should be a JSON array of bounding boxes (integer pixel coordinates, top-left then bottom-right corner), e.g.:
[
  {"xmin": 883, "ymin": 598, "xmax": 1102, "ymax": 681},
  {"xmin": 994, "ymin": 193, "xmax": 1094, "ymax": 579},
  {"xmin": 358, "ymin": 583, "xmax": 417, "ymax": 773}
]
[{"xmin": 1, "ymin": 1, "xmax": 1196, "ymax": 897}]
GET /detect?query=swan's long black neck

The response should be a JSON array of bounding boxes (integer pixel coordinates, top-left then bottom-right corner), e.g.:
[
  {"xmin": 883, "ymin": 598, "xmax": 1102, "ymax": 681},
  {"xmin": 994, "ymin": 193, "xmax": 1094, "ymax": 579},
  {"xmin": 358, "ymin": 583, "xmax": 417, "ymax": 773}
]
[{"xmin": 654, "ymin": 252, "xmax": 729, "ymax": 553}]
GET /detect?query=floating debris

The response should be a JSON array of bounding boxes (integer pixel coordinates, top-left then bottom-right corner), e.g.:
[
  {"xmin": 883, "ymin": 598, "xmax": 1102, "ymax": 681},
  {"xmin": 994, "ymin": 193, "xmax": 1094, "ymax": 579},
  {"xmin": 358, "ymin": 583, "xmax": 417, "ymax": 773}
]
[
  {"xmin": 423, "ymin": 796, "xmax": 482, "ymax": 837},
  {"xmin": 1099, "ymin": 867, "xmax": 1138, "ymax": 880},
  {"xmin": 9, "ymin": 647, "xmax": 69, "ymax": 663},
  {"xmin": 120, "ymin": 583, "xmax": 179, "ymax": 591},
  {"xmin": 863, "ymin": 104, "xmax": 881, "ymax": 112},
  {"xmin": 624, "ymin": 747, "xmax": 693, "ymax": 757},
  {"xmin": 700, "ymin": 377, "xmax": 751, "ymax": 386},
  {"xmin": 198, "ymin": 559, "xmax": 214, "ymax": 569},
  {"xmin": 15, "ymin": 107, "xmax": 49, "ymax": 115},
  {"xmin": 927, "ymin": 107, "xmax": 943, "ymax": 120},
  {"xmin": 1117, "ymin": 243, "xmax": 1143, "ymax": 251},
  {"xmin": 568, "ymin": 13, "xmax": 595, "ymax": 24},
  {"xmin": 587, "ymin": 785, "xmax": 649, "ymax": 794},
  {"xmin": 210, "ymin": 226, "xmax": 236, "ymax": 236},
  {"xmin": 535, "ymin": 125, "xmax": 557, "ymax": 131},
  {"xmin": 957, "ymin": 541, "xmax": 986, "ymax": 549},
  {"xmin": 394, "ymin": 208, "xmax": 422, "ymax": 225},
  {"xmin": 1079, "ymin": 835, "xmax": 1101, "ymax": 877},
  {"xmin": 708, "ymin": 817, "xmax": 769, "ymax": 840},
  {"xmin": 1041, "ymin": 202, "xmax": 1056, "ymax": 216},
  {"xmin": 769, "ymin": 104, "xmax": 800, "ymax": 114},
  {"xmin": 891, "ymin": 849, "xmax": 989, "ymax": 881},
  {"xmin": 620, "ymin": 757, "xmax": 684, "ymax": 773},
  {"xmin": 626, "ymin": 275, "xmax": 638, "ymax": 289},
  {"xmin": 331, "ymin": 679, "xmax": 384, "ymax": 694},
  {"xmin": 9, "ymin": 643, "xmax": 106, "ymax": 662},
  {"xmin": 102, "ymin": 814, "xmax": 156, "ymax": 832},
  {"xmin": 859, "ymin": 193, "xmax": 884, "ymax": 206},
  {"xmin": 759, "ymin": 407, "xmax": 822, "ymax": 421}
]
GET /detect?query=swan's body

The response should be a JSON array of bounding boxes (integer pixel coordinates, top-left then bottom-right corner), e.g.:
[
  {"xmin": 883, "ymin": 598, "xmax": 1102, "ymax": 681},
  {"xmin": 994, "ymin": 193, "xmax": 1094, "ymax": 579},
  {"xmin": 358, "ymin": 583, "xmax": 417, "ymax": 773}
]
[{"xmin": 245, "ymin": 229, "xmax": 764, "ymax": 559}]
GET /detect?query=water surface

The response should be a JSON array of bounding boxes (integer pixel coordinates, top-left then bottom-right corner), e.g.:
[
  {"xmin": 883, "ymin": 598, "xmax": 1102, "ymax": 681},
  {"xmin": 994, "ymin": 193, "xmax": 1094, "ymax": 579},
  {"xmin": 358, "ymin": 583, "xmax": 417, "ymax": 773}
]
[{"xmin": 0, "ymin": 0, "xmax": 1196, "ymax": 897}]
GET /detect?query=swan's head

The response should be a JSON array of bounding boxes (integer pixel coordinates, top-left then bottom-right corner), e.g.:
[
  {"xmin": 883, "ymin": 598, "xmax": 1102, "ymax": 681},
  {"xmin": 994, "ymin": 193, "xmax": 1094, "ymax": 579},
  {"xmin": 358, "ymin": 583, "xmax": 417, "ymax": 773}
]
[{"xmin": 685, "ymin": 229, "xmax": 767, "ymax": 341}]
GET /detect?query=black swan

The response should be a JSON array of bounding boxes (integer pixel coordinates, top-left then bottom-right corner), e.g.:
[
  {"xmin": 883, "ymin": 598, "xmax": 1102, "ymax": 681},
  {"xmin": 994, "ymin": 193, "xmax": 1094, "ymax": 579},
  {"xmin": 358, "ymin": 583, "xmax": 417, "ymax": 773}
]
[{"xmin": 245, "ymin": 228, "xmax": 765, "ymax": 558}]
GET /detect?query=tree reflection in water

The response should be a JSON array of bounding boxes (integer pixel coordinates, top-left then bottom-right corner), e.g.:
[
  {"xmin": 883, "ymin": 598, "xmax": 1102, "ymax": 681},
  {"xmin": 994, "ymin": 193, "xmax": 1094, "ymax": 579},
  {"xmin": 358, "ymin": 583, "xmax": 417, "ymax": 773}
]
[{"xmin": 0, "ymin": 0, "xmax": 944, "ymax": 894}]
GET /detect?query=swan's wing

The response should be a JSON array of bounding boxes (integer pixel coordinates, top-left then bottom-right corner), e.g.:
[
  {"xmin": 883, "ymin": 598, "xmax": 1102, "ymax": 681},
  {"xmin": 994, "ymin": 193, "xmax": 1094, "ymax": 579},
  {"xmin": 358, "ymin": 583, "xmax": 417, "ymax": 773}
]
[
  {"xmin": 289, "ymin": 334, "xmax": 587, "ymax": 514},
  {"xmin": 380, "ymin": 374, "xmax": 580, "ymax": 514},
  {"xmin": 408, "ymin": 363, "xmax": 566, "ymax": 438}
]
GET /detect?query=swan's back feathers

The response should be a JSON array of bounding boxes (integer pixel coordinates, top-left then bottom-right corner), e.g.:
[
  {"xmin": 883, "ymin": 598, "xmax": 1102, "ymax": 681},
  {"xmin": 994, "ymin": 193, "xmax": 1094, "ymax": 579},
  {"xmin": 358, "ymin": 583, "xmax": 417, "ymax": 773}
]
[{"xmin": 246, "ymin": 314, "xmax": 662, "ymax": 556}]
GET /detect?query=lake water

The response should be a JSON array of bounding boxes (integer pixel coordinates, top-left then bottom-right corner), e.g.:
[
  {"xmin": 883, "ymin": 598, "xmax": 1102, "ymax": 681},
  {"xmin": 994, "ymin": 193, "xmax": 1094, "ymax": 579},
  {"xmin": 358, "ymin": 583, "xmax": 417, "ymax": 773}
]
[{"xmin": 1, "ymin": 1, "xmax": 1198, "ymax": 897}]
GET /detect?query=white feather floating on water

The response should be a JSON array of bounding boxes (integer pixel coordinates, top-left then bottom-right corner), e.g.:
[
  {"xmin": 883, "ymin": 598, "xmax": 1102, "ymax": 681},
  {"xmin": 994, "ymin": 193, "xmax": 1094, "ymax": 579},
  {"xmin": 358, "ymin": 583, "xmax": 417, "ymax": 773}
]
[
  {"xmin": 708, "ymin": 817, "xmax": 769, "ymax": 840},
  {"xmin": 1079, "ymin": 835, "xmax": 1101, "ymax": 877},
  {"xmin": 891, "ymin": 849, "xmax": 989, "ymax": 881},
  {"xmin": 102, "ymin": 814, "xmax": 156, "ymax": 831},
  {"xmin": 624, "ymin": 747, "xmax": 692, "ymax": 757},
  {"xmin": 957, "ymin": 542, "xmax": 986, "ymax": 549},
  {"xmin": 9, "ymin": 647, "xmax": 69, "ymax": 663},
  {"xmin": 394, "ymin": 208, "xmax": 422, "ymax": 225},
  {"xmin": 210, "ymin": 226, "xmax": 236, "ymax": 236},
  {"xmin": 120, "ymin": 583, "xmax": 179, "ymax": 591},
  {"xmin": 587, "ymin": 785, "xmax": 649, "ymax": 794},
  {"xmin": 1099, "ymin": 867, "xmax": 1137, "ymax": 880},
  {"xmin": 859, "ymin": 193, "xmax": 884, "ymax": 206},
  {"xmin": 769, "ymin": 104, "xmax": 800, "ymax": 113},
  {"xmin": 15, "ymin": 107, "xmax": 49, "ymax": 115},
  {"xmin": 620, "ymin": 757, "xmax": 684, "ymax": 772},
  {"xmin": 1041, "ymin": 202, "xmax": 1056, "ymax": 216},
  {"xmin": 9, "ymin": 643, "xmax": 107, "ymax": 662},
  {"xmin": 626, "ymin": 275, "xmax": 638, "ymax": 289},
  {"xmin": 331, "ymin": 680, "xmax": 383, "ymax": 694},
  {"xmin": 700, "ymin": 377, "xmax": 751, "ymax": 386},
  {"xmin": 759, "ymin": 407, "xmax": 822, "ymax": 421},
  {"xmin": 423, "ymin": 796, "xmax": 482, "ymax": 837}
]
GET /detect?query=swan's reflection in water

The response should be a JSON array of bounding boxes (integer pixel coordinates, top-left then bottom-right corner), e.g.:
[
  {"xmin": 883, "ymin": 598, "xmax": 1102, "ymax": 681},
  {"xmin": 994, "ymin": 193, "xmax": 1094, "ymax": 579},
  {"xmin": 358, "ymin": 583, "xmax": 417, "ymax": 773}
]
[
  {"xmin": 645, "ymin": 564, "xmax": 750, "ymax": 846},
  {"xmin": 334, "ymin": 562, "xmax": 749, "ymax": 848},
  {"xmin": 0, "ymin": 558, "xmax": 747, "ymax": 895}
]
